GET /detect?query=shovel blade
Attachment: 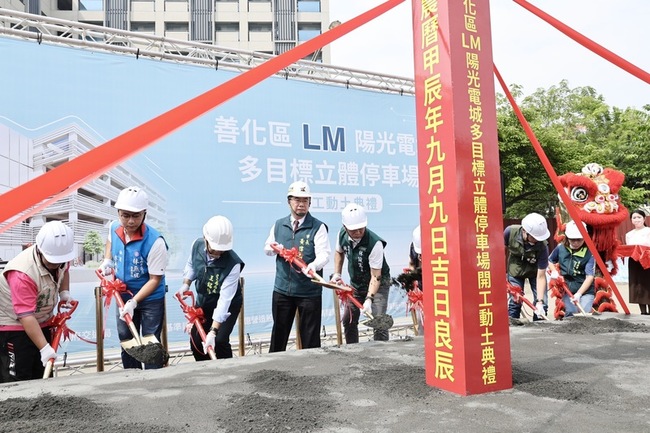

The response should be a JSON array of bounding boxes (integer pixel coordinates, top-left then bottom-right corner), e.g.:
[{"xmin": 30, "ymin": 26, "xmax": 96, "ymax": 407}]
[
  {"xmin": 120, "ymin": 335, "xmax": 168, "ymax": 365},
  {"xmin": 360, "ymin": 314, "xmax": 394, "ymax": 331}
]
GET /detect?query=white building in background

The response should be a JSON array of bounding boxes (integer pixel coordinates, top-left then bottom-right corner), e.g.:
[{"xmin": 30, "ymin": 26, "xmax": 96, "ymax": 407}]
[
  {"xmin": 0, "ymin": 123, "xmax": 167, "ymax": 263},
  {"xmin": 0, "ymin": 0, "xmax": 331, "ymax": 62}
]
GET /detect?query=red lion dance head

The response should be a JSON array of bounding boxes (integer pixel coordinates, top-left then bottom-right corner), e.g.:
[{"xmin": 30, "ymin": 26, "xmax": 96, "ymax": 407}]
[{"xmin": 558, "ymin": 163, "xmax": 628, "ymax": 274}]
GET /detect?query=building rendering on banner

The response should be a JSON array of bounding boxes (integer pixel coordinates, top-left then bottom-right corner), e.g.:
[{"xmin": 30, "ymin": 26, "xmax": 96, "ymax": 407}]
[
  {"xmin": 0, "ymin": 0, "xmax": 332, "ymax": 62},
  {"xmin": 0, "ymin": 123, "xmax": 167, "ymax": 263}
]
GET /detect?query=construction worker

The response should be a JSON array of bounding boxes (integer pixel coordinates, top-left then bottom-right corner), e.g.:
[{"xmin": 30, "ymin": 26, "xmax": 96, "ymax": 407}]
[
  {"xmin": 264, "ymin": 181, "xmax": 331, "ymax": 352},
  {"xmin": 99, "ymin": 186, "xmax": 168, "ymax": 369},
  {"xmin": 177, "ymin": 215, "xmax": 244, "ymax": 360},
  {"xmin": 548, "ymin": 220, "xmax": 595, "ymax": 317},
  {"xmin": 331, "ymin": 203, "xmax": 391, "ymax": 343},
  {"xmin": 0, "ymin": 221, "xmax": 76, "ymax": 381},
  {"xmin": 505, "ymin": 212, "xmax": 550, "ymax": 320}
]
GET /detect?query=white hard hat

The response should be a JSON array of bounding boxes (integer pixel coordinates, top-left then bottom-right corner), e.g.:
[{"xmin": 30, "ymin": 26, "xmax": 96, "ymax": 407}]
[
  {"xmin": 203, "ymin": 215, "xmax": 233, "ymax": 250},
  {"xmin": 35, "ymin": 221, "xmax": 76, "ymax": 264},
  {"xmin": 287, "ymin": 181, "xmax": 311, "ymax": 198},
  {"xmin": 341, "ymin": 203, "xmax": 368, "ymax": 230},
  {"xmin": 115, "ymin": 186, "xmax": 148, "ymax": 212},
  {"xmin": 565, "ymin": 220, "xmax": 587, "ymax": 239},
  {"xmin": 521, "ymin": 213, "xmax": 550, "ymax": 241},
  {"xmin": 412, "ymin": 225, "xmax": 422, "ymax": 254}
]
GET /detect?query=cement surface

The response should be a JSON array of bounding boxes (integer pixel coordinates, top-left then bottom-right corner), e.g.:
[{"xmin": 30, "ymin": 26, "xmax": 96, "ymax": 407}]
[{"xmin": 1, "ymin": 313, "xmax": 649, "ymax": 433}]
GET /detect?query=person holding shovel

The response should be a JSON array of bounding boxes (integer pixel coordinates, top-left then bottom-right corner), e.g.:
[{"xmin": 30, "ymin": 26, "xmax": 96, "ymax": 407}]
[
  {"xmin": 263, "ymin": 181, "xmax": 331, "ymax": 352},
  {"xmin": 505, "ymin": 212, "xmax": 550, "ymax": 321},
  {"xmin": 0, "ymin": 221, "xmax": 76, "ymax": 381},
  {"xmin": 99, "ymin": 186, "xmax": 168, "ymax": 369},
  {"xmin": 332, "ymin": 203, "xmax": 391, "ymax": 343},
  {"xmin": 548, "ymin": 220, "xmax": 596, "ymax": 317},
  {"xmin": 177, "ymin": 215, "xmax": 244, "ymax": 360}
]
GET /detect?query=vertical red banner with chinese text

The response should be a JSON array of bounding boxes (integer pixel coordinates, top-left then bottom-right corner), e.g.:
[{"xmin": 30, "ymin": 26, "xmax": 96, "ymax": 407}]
[{"xmin": 411, "ymin": 0, "xmax": 512, "ymax": 395}]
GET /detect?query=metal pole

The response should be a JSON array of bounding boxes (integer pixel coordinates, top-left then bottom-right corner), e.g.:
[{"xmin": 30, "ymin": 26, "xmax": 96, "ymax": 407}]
[
  {"xmin": 333, "ymin": 290, "xmax": 343, "ymax": 346},
  {"xmin": 294, "ymin": 310, "xmax": 302, "ymax": 350},
  {"xmin": 94, "ymin": 285, "xmax": 104, "ymax": 372},
  {"xmin": 161, "ymin": 287, "xmax": 169, "ymax": 366},
  {"xmin": 238, "ymin": 277, "xmax": 245, "ymax": 357}
]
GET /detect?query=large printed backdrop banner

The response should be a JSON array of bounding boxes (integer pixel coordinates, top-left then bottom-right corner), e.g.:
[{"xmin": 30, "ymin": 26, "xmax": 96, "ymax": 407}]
[{"xmin": 0, "ymin": 36, "xmax": 418, "ymax": 353}]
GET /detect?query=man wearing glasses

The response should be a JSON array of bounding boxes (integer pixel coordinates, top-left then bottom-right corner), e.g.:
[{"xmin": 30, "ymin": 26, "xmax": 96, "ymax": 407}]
[
  {"xmin": 504, "ymin": 212, "xmax": 550, "ymax": 321},
  {"xmin": 99, "ymin": 186, "xmax": 168, "ymax": 369},
  {"xmin": 264, "ymin": 181, "xmax": 331, "ymax": 352}
]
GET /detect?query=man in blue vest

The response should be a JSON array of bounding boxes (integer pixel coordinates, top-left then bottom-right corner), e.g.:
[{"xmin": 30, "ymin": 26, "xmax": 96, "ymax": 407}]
[
  {"xmin": 505, "ymin": 212, "xmax": 550, "ymax": 321},
  {"xmin": 332, "ymin": 204, "xmax": 391, "ymax": 343},
  {"xmin": 99, "ymin": 186, "xmax": 168, "ymax": 369},
  {"xmin": 264, "ymin": 181, "xmax": 331, "ymax": 352}
]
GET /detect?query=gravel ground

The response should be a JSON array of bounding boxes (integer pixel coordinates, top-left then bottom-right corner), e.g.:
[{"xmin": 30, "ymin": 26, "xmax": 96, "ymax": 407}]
[{"xmin": 1, "ymin": 314, "xmax": 649, "ymax": 433}]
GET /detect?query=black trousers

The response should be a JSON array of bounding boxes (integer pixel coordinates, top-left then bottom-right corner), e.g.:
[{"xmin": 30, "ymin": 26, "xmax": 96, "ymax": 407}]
[
  {"xmin": 269, "ymin": 291, "xmax": 322, "ymax": 352},
  {"xmin": 0, "ymin": 326, "xmax": 52, "ymax": 382},
  {"xmin": 190, "ymin": 295, "xmax": 242, "ymax": 361}
]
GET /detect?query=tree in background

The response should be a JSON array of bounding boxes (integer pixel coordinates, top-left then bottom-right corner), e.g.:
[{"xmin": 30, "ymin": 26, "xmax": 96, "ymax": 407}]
[
  {"xmin": 83, "ymin": 230, "xmax": 104, "ymax": 264},
  {"xmin": 498, "ymin": 80, "xmax": 650, "ymax": 217}
]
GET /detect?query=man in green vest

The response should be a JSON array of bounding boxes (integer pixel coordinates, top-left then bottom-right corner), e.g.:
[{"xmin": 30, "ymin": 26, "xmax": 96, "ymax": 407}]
[
  {"xmin": 505, "ymin": 213, "xmax": 550, "ymax": 320},
  {"xmin": 332, "ymin": 203, "xmax": 391, "ymax": 343},
  {"xmin": 264, "ymin": 181, "xmax": 331, "ymax": 352},
  {"xmin": 177, "ymin": 215, "xmax": 244, "ymax": 360},
  {"xmin": 548, "ymin": 220, "xmax": 595, "ymax": 317}
]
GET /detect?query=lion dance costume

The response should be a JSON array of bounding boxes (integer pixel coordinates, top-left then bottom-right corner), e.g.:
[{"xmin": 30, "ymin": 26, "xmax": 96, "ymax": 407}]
[{"xmin": 552, "ymin": 163, "xmax": 628, "ymax": 318}]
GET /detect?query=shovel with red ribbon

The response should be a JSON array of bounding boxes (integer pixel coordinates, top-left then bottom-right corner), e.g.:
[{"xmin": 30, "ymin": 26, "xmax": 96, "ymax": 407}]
[
  {"xmin": 175, "ymin": 290, "xmax": 217, "ymax": 360},
  {"xmin": 506, "ymin": 280, "xmax": 548, "ymax": 320},
  {"xmin": 43, "ymin": 299, "xmax": 79, "ymax": 379},
  {"xmin": 96, "ymin": 269, "xmax": 168, "ymax": 365},
  {"xmin": 270, "ymin": 243, "xmax": 394, "ymax": 331}
]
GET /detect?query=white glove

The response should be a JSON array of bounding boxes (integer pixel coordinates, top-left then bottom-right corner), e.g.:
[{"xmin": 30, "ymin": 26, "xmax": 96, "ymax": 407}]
[
  {"xmin": 58, "ymin": 290, "xmax": 74, "ymax": 307},
  {"xmin": 202, "ymin": 329, "xmax": 216, "ymax": 354},
  {"xmin": 535, "ymin": 301, "xmax": 545, "ymax": 319},
  {"xmin": 272, "ymin": 242, "xmax": 284, "ymax": 251},
  {"xmin": 572, "ymin": 293, "xmax": 582, "ymax": 305},
  {"xmin": 330, "ymin": 273, "xmax": 343, "ymax": 284},
  {"xmin": 39, "ymin": 343, "xmax": 58, "ymax": 367},
  {"xmin": 176, "ymin": 283, "xmax": 190, "ymax": 299},
  {"xmin": 361, "ymin": 298, "xmax": 373, "ymax": 315},
  {"xmin": 550, "ymin": 270, "xmax": 560, "ymax": 280},
  {"xmin": 302, "ymin": 262, "xmax": 317, "ymax": 278},
  {"xmin": 99, "ymin": 258, "xmax": 115, "ymax": 276},
  {"xmin": 119, "ymin": 298, "xmax": 137, "ymax": 322}
]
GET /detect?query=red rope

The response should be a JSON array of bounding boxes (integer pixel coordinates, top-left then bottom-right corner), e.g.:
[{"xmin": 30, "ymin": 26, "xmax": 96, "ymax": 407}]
[{"xmin": 0, "ymin": 0, "xmax": 405, "ymax": 229}]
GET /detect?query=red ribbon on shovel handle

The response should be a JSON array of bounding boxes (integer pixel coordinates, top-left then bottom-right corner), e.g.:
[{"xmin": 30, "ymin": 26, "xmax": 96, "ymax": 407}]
[
  {"xmin": 269, "ymin": 244, "xmax": 373, "ymax": 319},
  {"xmin": 43, "ymin": 299, "xmax": 79, "ymax": 379},
  {"xmin": 95, "ymin": 269, "xmax": 143, "ymax": 346},
  {"xmin": 175, "ymin": 290, "xmax": 217, "ymax": 360}
]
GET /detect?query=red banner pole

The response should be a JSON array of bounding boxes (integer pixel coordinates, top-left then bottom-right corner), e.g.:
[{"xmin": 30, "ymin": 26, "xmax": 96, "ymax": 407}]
[{"xmin": 513, "ymin": 0, "xmax": 650, "ymax": 84}]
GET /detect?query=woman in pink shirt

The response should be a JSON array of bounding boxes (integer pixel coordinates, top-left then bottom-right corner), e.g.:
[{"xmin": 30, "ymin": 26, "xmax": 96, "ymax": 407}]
[{"xmin": 0, "ymin": 221, "xmax": 76, "ymax": 381}]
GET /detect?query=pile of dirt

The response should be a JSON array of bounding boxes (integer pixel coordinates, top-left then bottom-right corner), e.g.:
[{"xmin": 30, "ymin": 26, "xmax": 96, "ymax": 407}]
[
  {"xmin": 548, "ymin": 316, "xmax": 649, "ymax": 334},
  {"xmin": 0, "ymin": 394, "xmax": 182, "ymax": 433},
  {"xmin": 215, "ymin": 370, "xmax": 336, "ymax": 433}
]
